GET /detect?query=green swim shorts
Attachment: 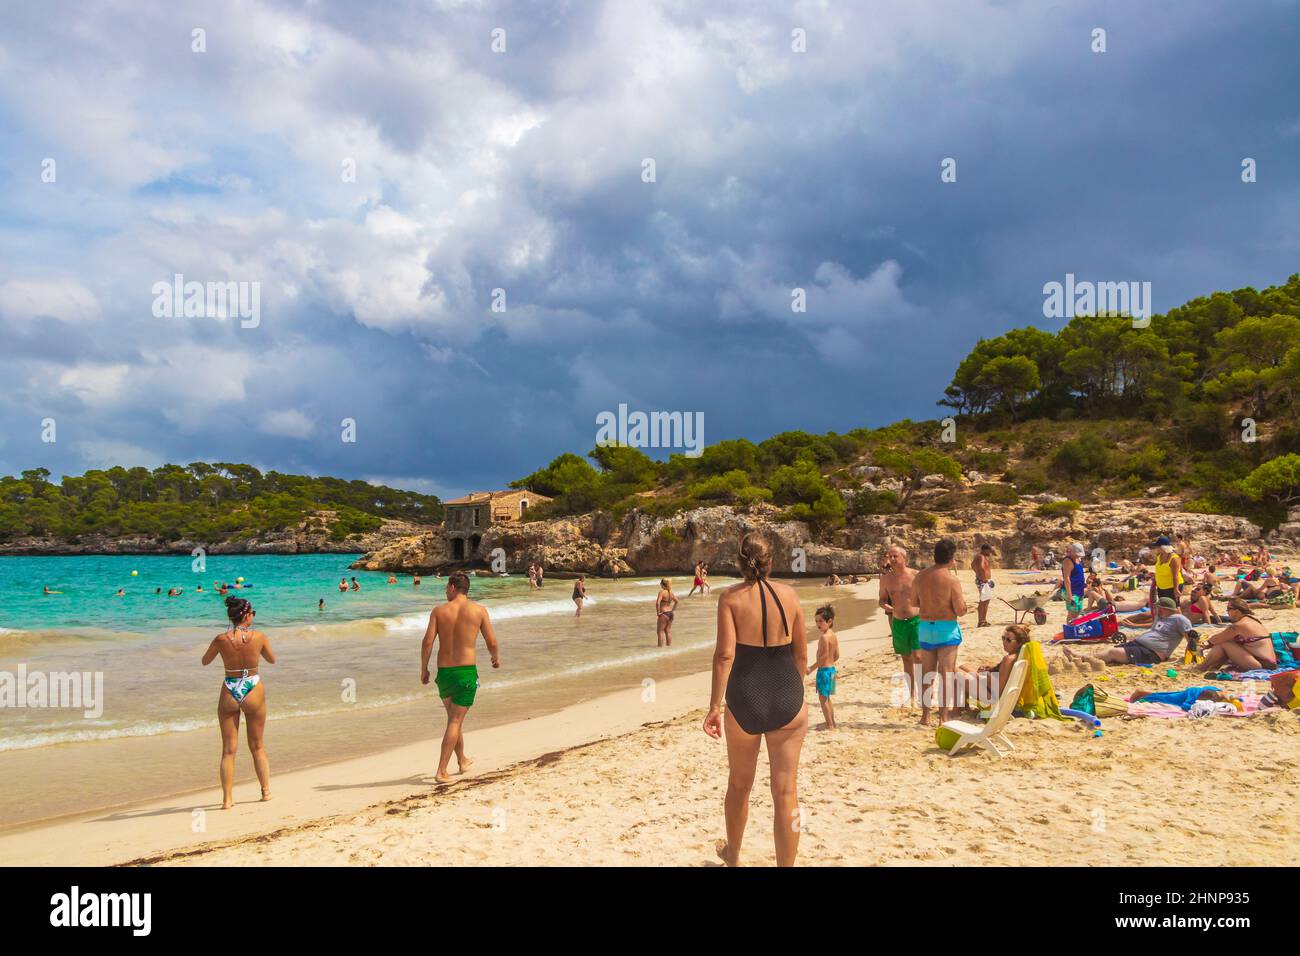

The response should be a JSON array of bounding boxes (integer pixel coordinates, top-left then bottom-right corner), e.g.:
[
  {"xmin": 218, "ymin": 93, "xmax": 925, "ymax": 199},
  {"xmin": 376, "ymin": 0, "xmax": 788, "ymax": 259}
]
[
  {"xmin": 890, "ymin": 615, "xmax": 920, "ymax": 655},
  {"xmin": 435, "ymin": 665, "xmax": 480, "ymax": 707}
]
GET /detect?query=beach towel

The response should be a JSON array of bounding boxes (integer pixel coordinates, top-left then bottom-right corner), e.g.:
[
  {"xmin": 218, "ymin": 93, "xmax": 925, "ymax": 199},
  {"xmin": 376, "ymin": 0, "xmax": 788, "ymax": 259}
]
[
  {"xmin": 1016, "ymin": 641, "xmax": 1069, "ymax": 720},
  {"xmin": 1273, "ymin": 632, "xmax": 1299, "ymax": 668},
  {"xmin": 1126, "ymin": 693, "xmax": 1262, "ymax": 719}
]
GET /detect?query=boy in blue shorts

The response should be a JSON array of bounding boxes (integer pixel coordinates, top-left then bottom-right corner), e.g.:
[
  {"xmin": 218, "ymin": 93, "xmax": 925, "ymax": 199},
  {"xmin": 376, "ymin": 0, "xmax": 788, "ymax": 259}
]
[{"xmin": 807, "ymin": 604, "xmax": 840, "ymax": 729}]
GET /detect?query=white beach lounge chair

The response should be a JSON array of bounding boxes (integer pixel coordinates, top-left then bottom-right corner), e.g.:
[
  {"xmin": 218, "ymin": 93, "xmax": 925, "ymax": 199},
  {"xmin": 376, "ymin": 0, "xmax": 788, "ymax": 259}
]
[{"xmin": 940, "ymin": 657, "xmax": 1029, "ymax": 758}]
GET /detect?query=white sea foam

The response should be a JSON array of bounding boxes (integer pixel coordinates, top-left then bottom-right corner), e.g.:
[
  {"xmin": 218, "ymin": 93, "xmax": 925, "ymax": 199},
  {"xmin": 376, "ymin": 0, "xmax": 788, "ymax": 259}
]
[
  {"xmin": 379, "ymin": 592, "xmax": 657, "ymax": 632},
  {"xmin": 0, "ymin": 691, "xmax": 429, "ymax": 752}
]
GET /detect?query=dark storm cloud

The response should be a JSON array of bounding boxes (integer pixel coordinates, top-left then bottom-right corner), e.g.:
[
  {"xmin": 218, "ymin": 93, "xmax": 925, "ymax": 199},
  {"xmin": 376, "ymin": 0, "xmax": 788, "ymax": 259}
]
[{"xmin": 0, "ymin": 0, "xmax": 1297, "ymax": 494}]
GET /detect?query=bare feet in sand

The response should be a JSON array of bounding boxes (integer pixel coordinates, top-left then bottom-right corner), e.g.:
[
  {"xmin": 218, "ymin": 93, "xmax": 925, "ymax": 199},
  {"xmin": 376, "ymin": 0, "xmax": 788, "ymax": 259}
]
[
  {"xmin": 715, "ymin": 840, "xmax": 738, "ymax": 867},
  {"xmin": 455, "ymin": 757, "xmax": 475, "ymax": 774},
  {"xmin": 261, "ymin": 789, "xmax": 272, "ymax": 802},
  {"xmin": 221, "ymin": 799, "xmax": 234, "ymax": 810},
  {"xmin": 434, "ymin": 772, "xmax": 452, "ymax": 784}
]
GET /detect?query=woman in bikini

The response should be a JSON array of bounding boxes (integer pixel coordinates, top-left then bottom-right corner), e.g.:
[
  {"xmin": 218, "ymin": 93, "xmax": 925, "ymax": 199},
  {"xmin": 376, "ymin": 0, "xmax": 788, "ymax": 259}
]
[
  {"xmin": 201, "ymin": 596, "xmax": 276, "ymax": 809},
  {"xmin": 1182, "ymin": 583, "xmax": 1222, "ymax": 625},
  {"xmin": 1197, "ymin": 598, "xmax": 1275, "ymax": 672},
  {"xmin": 703, "ymin": 533, "xmax": 807, "ymax": 867},
  {"xmin": 655, "ymin": 578, "xmax": 679, "ymax": 647}
]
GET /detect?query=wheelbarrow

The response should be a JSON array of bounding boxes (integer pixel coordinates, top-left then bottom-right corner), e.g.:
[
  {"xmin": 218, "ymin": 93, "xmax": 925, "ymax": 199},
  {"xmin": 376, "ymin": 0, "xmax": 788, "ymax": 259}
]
[{"xmin": 999, "ymin": 592, "xmax": 1052, "ymax": 625}]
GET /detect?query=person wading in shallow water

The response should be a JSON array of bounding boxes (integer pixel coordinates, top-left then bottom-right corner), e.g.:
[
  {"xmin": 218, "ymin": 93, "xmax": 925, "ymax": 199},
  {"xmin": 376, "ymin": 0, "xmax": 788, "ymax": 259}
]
[{"xmin": 656, "ymin": 578, "xmax": 678, "ymax": 646}]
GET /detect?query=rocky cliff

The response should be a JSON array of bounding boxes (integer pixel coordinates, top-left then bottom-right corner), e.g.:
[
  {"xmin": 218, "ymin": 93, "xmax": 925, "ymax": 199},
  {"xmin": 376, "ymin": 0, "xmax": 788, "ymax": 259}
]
[{"xmin": 351, "ymin": 495, "xmax": 1274, "ymax": 576}]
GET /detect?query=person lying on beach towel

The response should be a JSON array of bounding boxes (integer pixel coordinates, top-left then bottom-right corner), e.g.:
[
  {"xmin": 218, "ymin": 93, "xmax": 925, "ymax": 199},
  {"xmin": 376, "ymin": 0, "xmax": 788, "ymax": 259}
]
[
  {"xmin": 1061, "ymin": 598, "xmax": 1194, "ymax": 667},
  {"xmin": 1196, "ymin": 599, "xmax": 1276, "ymax": 673},
  {"xmin": 1129, "ymin": 685, "xmax": 1240, "ymax": 711},
  {"xmin": 1084, "ymin": 574, "xmax": 1116, "ymax": 612}
]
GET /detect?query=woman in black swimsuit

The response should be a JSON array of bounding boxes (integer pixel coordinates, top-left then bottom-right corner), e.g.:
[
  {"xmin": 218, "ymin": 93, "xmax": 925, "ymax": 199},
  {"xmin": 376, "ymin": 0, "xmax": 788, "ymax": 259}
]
[
  {"xmin": 703, "ymin": 532, "xmax": 808, "ymax": 867},
  {"xmin": 572, "ymin": 576, "xmax": 586, "ymax": 618}
]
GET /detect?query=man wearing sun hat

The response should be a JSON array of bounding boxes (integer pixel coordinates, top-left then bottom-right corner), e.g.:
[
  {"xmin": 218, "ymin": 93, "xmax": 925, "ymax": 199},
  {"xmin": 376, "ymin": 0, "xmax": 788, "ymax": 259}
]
[{"xmin": 1063, "ymin": 596, "xmax": 1196, "ymax": 667}]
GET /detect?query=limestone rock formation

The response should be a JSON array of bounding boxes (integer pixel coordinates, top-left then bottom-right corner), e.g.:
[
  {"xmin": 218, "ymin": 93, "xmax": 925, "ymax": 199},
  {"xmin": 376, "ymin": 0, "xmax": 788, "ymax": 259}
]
[{"xmin": 350, "ymin": 496, "xmax": 1267, "ymax": 577}]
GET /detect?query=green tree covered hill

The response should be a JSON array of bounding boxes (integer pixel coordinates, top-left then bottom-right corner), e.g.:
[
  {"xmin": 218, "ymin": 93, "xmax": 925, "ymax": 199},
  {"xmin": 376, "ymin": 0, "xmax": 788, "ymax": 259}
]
[
  {"xmin": 0, "ymin": 463, "xmax": 443, "ymax": 543},
  {"xmin": 513, "ymin": 274, "xmax": 1300, "ymax": 530}
]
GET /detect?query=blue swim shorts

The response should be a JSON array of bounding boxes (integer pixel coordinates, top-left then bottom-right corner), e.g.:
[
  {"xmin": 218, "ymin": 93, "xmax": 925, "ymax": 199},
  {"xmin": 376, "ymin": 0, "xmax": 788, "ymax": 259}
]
[
  {"xmin": 918, "ymin": 619, "xmax": 963, "ymax": 650},
  {"xmin": 815, "ymin": 666, "xmax": 836, "ymax": 697}
]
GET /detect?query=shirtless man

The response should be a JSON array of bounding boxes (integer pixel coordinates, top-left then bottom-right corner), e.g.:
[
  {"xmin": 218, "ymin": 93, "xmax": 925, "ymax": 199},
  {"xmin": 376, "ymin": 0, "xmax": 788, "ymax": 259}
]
[
  {"xmin": 420, "ymin": 571, "xmax": 501, "ymax": 783},
  {"xmin": 913, "ymin": 539, "xmax": 967, "ymax": 725},
  {"xmin": 878, "ymin": 545, "xmax": 922, "ymax": 711},
  {"xmin": 971, "ymin": 543, "xmax": 995, "ymax": 627}
]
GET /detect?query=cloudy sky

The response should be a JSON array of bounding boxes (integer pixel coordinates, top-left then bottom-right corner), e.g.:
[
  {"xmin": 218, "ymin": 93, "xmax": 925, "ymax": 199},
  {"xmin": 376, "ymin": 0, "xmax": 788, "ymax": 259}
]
[{"xmin": 1, "ymin": 0, "xmax": 1297, "ymax": 498}]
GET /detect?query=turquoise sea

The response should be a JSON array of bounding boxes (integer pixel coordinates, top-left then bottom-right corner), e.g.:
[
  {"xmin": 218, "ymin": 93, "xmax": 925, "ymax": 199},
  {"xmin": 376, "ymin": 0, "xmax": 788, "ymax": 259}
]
[{"xmin": 0, "ymin": 553, "xmax": 432, "ymax": 632}]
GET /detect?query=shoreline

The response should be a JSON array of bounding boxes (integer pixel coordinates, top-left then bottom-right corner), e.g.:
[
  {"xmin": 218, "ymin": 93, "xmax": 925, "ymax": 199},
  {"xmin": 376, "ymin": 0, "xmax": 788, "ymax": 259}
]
[{"xmin": 0, "ymin": 582, "xmax": 885, "ymax": 866}]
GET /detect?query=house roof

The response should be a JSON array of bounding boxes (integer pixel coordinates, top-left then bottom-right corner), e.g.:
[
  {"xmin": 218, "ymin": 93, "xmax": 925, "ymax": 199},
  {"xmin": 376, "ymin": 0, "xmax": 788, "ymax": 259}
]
[{"xmin": 444, "ymin": 489, "xmax": 552, "ymax": 505}]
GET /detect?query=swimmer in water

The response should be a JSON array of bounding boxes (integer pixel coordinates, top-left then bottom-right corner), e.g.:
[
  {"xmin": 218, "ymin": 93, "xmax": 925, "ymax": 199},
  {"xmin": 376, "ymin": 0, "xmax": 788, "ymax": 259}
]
[
  {"xmin": 318, "ymin": 598, "xmax": 325, "ymax": 611},
  {"xmin": 115, "ymin": 588, "xmax": 125, "ymax": 597}
]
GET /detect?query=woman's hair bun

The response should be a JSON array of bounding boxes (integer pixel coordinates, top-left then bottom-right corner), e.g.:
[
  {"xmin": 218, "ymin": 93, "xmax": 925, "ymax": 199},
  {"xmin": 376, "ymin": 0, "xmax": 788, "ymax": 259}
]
[
  {"xmin": 738, "ymin": 532, "xmax": 773, "ymax": 581},
  {"xmin": 225, "ymin": 595, "xmax": 252, "ymax": 624}
]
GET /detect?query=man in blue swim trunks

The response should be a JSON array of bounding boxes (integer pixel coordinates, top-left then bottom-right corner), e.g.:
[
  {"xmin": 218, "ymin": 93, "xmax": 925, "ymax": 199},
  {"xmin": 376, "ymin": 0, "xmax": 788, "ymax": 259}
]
[{"xmin": 912, "ymin": 539, "xmax": 968, "ymax": 725}]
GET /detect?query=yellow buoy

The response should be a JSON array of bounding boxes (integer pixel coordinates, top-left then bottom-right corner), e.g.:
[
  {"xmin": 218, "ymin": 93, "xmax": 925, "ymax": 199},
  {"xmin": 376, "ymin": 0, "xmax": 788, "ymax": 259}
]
[{"xmin": 131, "ymin": 570, "xmax": 138, "ymax": 576}]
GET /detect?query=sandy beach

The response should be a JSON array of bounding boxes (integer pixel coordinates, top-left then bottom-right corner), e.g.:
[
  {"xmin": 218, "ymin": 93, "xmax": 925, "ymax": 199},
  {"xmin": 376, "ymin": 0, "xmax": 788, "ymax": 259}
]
[{"xmin": 2, "ymin": 568, "xmax": 1297, "ymax": 867}]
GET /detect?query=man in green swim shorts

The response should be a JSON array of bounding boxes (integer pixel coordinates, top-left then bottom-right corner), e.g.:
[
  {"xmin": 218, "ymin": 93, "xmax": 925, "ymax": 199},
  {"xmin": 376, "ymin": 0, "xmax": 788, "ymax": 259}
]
[
  {"xmin": 434, "ymin": 664, "xmax": 480, "ymax": 708},
  {"xmin": 878, "ymin": 545, "xmax": 922, "ymax": 708},
  {"xmin": 421, "ymin": 571, "xmax": 501, "ymax": 783}
]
